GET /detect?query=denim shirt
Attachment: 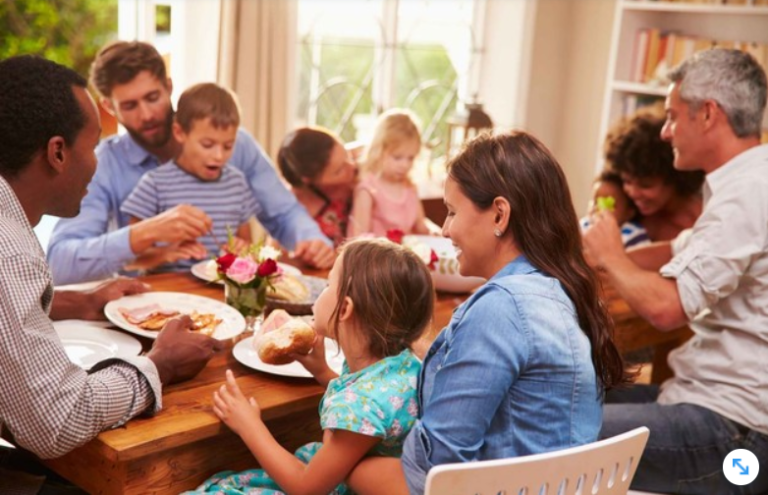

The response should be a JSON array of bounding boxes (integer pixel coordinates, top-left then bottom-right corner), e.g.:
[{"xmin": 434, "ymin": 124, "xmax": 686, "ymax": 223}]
[
  {"xmin": 47, "ymin": 128, "xmax": 330, "ymax": 284},
  {"xmin": 401, "ymin": 256, "xmax": 602, "ymax": 494}
]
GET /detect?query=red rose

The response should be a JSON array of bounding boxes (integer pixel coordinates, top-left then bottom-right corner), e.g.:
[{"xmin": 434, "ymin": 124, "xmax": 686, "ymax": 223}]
[
  {"xmin": 386, "ymin": 229, "xmax": 405, "ymax": 244},
  {"xmin": 257, "ymin": 258, "xmax": 278, "ymax": 277},
  {"xmin": 216, "ymin": 252, "xmax": 237, "ymax": 273},
  {"xmin": 428, "ymin": 249, "xmax": 439, "ymax": 271}
]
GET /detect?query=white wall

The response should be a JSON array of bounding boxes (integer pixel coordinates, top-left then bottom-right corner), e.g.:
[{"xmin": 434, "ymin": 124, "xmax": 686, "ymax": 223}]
[{"xmin": 519, "ymin": 0, "xmax": 616, "ymax": 215}]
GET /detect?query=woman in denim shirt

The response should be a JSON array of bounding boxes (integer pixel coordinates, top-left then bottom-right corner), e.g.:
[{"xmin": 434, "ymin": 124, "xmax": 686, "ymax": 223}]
[{"xmin": 348, "ymin": 132, "xmax": 630, "ymax": 495}]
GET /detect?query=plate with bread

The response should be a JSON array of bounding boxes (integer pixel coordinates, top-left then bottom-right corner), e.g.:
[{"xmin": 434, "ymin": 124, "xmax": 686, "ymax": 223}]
[
  {"xmin": 104, "ymin": 292, "xmax": 246, "ymax": 340},
  {"xmin": 265, "ymin": 274, "xmax": 327, "ymax": 315},
  {"xmin": 233, "ymin": 309, "xmax": 345, "ymax": 378}
]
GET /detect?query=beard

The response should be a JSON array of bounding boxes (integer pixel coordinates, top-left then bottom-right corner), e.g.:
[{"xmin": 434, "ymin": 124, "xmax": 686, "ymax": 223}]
[{"xmin": 124, "ymin": 110, "xmax": 174, "ymax": 149}]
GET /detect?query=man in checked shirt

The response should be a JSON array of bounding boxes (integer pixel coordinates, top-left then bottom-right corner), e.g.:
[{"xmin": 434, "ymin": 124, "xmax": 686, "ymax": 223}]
[{"xmin": 0, "ymin": 56, "xmax": 222, "ymax": 494}]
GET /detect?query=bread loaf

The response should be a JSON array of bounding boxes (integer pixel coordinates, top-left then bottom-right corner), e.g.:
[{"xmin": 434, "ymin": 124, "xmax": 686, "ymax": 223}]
[{"xmin": 255, "ymin": 309, "xmax": 315, "ymax": 365}]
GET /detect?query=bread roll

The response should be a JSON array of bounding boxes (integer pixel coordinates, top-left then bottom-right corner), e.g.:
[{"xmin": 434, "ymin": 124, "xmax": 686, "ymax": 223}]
[
  {"xmin": 268, "ymin": 274, "xmax": 310, "ymax": 302},
  {"xmin": 255, "ymin": 310, "xmax": 316, "ymax": 365}
]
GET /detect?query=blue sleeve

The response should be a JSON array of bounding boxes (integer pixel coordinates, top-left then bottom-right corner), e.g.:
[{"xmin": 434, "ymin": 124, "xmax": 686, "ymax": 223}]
[
  {"xmin": 47, "ymin": 147, "xmax": 136, "ymax": 285},
  {"xmin": 120, "ymin": 174, "xmax": 160, "ymax": 220},
  {"xmin": 229, "ymin": 129, "xmax": 331, "ymax": 249},
  {"xmin": 402, "ymin": 286, "xmax": 528, "ymax": 493}
]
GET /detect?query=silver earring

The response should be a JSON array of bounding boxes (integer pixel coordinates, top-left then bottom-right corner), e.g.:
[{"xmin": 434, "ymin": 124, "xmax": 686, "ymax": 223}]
[{"xmin": 494, "ymin": 228, "xmax": 502, "ymax": 237}]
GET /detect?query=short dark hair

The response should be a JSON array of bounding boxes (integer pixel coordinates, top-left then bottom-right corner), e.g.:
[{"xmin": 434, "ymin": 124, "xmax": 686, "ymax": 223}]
[
  {"xmin": 176, "ymin": 83, "xmax": 241, "ymax": 133},
  {"xmin": 0, "ymin": 55, "xmax": 87, "ymax": 178},
  {"xmin": 277, "ymin": 127, "xmax": 339, "ymax": 186},
  {"xmin": 604, "ymin": 105, "xmax": 704, "ymax": 196},
  {"xmin": 90, "ymin": 41, "xmax": 167, "ymax": 98}
]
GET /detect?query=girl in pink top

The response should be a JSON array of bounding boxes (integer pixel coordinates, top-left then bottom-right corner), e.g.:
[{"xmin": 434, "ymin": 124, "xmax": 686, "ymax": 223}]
[{"xmin": 348, "ymin": 110, "xmax": 432, "ymax": 238}]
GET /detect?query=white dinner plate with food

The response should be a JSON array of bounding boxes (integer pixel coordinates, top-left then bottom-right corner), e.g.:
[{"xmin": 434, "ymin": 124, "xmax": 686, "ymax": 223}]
[
  {"xmin": 53, "ymin": 320, "xmax": 142, "ymax": 370},
  {"xmin": 191, "ymin": 259, "xmax": 302, "ymax": 284},
  {"xmin": 233, "ymin": 336, "xmax": 345, "ymax": 378},
  {"xmin": 104, "ymin": 292, "xmax": 246, "ymax": 340}
]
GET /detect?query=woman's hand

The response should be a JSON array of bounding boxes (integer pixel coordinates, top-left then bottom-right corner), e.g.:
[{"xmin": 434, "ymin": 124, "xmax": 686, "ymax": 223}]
[
  {"xmin": 294, "ymin": 337, "xmax": 337, "ymax": 387},
  {"xmin": 212, "ymin": 369, "xmax": 262, "ymax": 436}
]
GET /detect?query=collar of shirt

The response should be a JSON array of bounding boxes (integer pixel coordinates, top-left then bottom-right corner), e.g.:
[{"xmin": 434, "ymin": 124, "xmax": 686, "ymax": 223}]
[
  {"xmin": 0, "ymin": 175, "xmax": 33, "ymax": 233},
  {"xmin": 114, "ymin": 132, "xmax": 161, "ymax": 169},
  {"xmin": 487, "ymin": 254, "xmax": 538, "ymax": 282},
  {"xmin": 704, "ymin": 144, "xmax": 768, "ymax": 205}
]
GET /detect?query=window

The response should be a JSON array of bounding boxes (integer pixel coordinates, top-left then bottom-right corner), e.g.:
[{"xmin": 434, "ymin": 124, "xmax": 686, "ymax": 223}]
[{"xmin": 296, "ymin": 0, "xmax": 485, "ymax": 176}]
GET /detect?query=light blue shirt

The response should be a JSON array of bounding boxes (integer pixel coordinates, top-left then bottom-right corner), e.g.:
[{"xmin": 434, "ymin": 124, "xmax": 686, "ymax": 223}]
[
  {"xmin": 47, "ymin": 128, "xmax": 330, "ymax": 284},
  {"xmin": 401, "ymin": 255, "xmax": 603, "ymax": 494}
]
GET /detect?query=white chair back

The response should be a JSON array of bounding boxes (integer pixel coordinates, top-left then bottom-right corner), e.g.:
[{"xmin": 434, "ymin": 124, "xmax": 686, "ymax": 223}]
[{"xmin": 424, "ymin": 427, "xmax": 650, "ymax": 495}]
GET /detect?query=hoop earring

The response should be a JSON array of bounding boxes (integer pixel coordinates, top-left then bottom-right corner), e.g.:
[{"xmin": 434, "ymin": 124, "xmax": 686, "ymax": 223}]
[{"xmin": 494, "ymin": 228, "xmax": 503, "ymax": 238}]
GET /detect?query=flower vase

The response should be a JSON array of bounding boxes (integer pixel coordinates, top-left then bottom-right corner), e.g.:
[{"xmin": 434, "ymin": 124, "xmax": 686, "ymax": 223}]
[{"xmin": 224, "ymin": 282, "xmax": 267, "ymax": 333}]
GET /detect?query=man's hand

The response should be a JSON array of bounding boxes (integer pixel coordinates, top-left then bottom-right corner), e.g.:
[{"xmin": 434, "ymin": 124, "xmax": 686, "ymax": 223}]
[
  {"xmin": 147, "ymin": 315, "xmax": 223, "ymax": 385},
  {"xmin": 582, "ymin": 210, "xmax": 625, "ymax": 269},
  {"xmin": 129, "ymin": 204, "xmax": 213, "ymax": 254},
  {"xmin": 292, "ymin": 239, "xmax": 336, "ymax": 269},
  {"xmin": 51, "ymin": 277, "xmax": 149, "ymax": 321}
]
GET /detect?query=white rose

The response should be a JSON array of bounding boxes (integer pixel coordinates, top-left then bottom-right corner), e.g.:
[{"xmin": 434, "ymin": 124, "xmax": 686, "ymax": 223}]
[{"xmin": 257, "ymin": 246, "xmax": 281, "ymax": 262}]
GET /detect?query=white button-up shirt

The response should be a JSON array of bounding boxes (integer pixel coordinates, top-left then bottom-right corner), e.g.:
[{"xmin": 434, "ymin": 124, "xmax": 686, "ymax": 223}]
[{"xmin": 659, "ymin": 144, "xmax": 768, "ymax": 435}]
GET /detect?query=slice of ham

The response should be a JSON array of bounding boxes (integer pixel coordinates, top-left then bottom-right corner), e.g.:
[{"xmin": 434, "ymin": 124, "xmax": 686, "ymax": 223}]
[
  {"xmin": 120, "ymin": 304, "xmax": 179, "ymax": 325},
  {"xmin": 261, "ymin": 309, "xmax": 293, "ymax": 334}
]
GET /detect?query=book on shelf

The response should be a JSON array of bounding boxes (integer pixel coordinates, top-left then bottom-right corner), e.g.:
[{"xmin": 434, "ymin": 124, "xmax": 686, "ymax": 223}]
[
  {"xmin": 622, "ymin": 94, "xmax": 664, "ymax": 117},
  {"xmin": 629, "ymin": 29, "xmax": 768, "ymax": 85}
]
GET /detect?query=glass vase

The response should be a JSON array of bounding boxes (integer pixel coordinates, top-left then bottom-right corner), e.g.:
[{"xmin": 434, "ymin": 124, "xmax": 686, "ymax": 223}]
[{"xmin": 224, "ymin": 282, "xmax": 267, "ymax": 334}]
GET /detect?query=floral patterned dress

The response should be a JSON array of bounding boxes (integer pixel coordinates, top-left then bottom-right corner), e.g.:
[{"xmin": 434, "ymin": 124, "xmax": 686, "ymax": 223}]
[{"xmin": 185, "ymin": 349, "xmax": 421, "ymax": 495}]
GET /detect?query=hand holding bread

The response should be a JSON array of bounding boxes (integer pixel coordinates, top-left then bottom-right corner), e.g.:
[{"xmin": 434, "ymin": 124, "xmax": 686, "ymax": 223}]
[{"xmin": 255, "ymin": 309, "xmax": 316, "ymax": 365}]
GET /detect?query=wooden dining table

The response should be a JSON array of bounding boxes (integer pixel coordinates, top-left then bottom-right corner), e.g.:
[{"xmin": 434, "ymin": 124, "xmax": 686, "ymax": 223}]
[{"xmin": 37, "ymin": 269, "xmax": 690, "ymax": 494}]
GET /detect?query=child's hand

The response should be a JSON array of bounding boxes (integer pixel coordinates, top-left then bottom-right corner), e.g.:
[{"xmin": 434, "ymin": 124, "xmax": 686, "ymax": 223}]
[
  {"xmin": 212, "ymin": 369, "xmax": 262, "ymax": 435},
  {"xmin": 294, "ymin": 337, "xmax": 337, "ymax": 386}
]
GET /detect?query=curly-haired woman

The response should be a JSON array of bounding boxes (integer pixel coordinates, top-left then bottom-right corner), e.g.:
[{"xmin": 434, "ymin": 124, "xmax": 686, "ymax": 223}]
[{"xmin": 604, "ymin": 104, "xmax": 704, "ymax": 242}]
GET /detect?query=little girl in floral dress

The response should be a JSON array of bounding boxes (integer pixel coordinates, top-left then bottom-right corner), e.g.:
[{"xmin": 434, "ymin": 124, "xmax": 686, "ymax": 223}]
[{"xmin": 186, "ymin": 237, "xmax": 435, "ymax": 495}]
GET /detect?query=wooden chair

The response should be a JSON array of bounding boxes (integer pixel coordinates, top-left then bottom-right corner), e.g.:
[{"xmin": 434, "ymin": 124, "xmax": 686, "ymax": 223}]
[{"xmin": 424, "ymin": 427, "xmax": 650, "ymax": 495}]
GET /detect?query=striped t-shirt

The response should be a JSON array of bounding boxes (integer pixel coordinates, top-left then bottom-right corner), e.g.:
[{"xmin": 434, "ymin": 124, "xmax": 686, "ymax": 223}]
[
  {"xmin": 579, "ymin": 217, "xmax": 650, "ymax": 248},
  {"xmin": 121, "ymin": 162, "xmax": 258, "ymax": 272}
]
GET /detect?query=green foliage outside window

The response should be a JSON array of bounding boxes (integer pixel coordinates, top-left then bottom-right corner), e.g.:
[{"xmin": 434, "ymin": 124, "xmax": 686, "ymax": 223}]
[
  {"xmin": 298, "ymin": 36, "xmax": 458, "ymax": 153},
  {"xmin": 1, "ymin": 0, "xmax": 117, "ymax": 77}
]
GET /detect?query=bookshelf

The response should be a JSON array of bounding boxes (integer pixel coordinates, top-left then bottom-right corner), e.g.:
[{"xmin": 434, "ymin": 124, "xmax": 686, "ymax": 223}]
[{"xmin": 598, "ymin": 0, "xmax": 768, "ymax": 167}]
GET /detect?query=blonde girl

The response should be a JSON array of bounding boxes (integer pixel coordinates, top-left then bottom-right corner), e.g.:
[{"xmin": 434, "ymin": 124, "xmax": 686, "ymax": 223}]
[
  {"xmin": 347, "ymin": 110, "xmax": 433, "ymax": 237},
  {"xmin": 187, "ymin": 238, "xmax": 434, "ymax": 495}
]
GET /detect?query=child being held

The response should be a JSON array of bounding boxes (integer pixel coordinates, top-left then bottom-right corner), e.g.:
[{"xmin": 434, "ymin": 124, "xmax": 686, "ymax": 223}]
[
  {"xmin": 121, "ymin": 83, "xmax": 256, "ymax": 272},
  {"xmin": 187, "ymin": 238, "xmax": 434, "ymax": 495},
  {"xmin": 347, "ymin": 109, "xmax": 434, "ymax": 238},
  {"xmin": 580, "ymin": 169, "xmax": 649, "ymax": 248}
]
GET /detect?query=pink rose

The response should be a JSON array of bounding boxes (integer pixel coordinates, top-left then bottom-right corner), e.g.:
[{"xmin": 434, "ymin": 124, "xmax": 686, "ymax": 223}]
[
  {"xmin": 256, "ymin": 258, "xmax": 278, "ymax": 277},
  {"xmin": 226, "ymin": 258, "xmax": 259, "ymax": 284}
]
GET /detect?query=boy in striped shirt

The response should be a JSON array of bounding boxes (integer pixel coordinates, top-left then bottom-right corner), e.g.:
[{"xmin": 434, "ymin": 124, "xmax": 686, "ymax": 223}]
[{"xmin": 121, "ymin": 83, "xmax": 256, "ymax": 272}]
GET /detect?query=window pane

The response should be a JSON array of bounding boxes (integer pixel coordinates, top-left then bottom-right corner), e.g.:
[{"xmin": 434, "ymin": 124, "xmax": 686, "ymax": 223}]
[
  {"xmin": 395, "ymin": 0, "xmax": 475, "ymax": 159},
  {"xmin": 297, "ymin": 0, "xmax": 383, "ymax": 143}
]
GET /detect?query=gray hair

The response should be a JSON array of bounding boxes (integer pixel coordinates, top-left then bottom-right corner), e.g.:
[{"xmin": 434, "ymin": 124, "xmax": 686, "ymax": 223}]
[{"xmin": 667, "ymin": 48, "xmax": 767, "ymax": 138}]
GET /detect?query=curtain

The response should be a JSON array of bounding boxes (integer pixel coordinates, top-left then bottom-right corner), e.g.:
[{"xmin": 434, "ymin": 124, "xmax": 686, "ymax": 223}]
[{"xmin": 218, "ymin": 0, "xmax": 297, "ymax": 160}]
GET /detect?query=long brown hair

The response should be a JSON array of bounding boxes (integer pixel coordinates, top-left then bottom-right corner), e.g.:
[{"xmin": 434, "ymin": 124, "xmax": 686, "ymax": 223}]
[
  {"xmin": 329, "ymin": 238, "xmax": 434, "ymax": 359},
  {"xmin": 448, "ymin": 131, "xmax": 631, "ymax": 391}
]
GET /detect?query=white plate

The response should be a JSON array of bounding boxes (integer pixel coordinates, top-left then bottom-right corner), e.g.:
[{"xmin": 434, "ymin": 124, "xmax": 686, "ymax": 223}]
[
  {"xmin": 191, "ymin": 259, "xmax": 301, "ymax": 284},
  {"xmin": 104, "ymin": 292, "xmax": 246, "ymax": 340},
  {"xmin": 53, "ymin": 320, "xmax": 142, "ymax": 369},
  {"xmin": 233, "ymin": 336, "xmax": 345, "ymax": 378}
]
